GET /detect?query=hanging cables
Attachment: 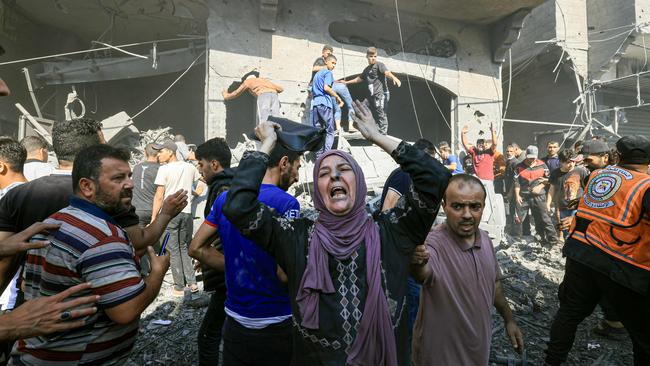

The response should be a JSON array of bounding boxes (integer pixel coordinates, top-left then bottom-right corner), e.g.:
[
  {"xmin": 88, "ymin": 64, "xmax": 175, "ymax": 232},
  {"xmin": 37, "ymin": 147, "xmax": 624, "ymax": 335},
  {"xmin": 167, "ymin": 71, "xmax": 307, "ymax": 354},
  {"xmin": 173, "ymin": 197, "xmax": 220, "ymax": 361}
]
[
  {"xmin": 503, "ymin": 49, "xmax": 512, "ymax": 119},
  {"xmin": 394, "ymin": 0, "xmax": 423, "ymax": 138},
  {"xmin": 129, "ymin": 50, "xmax": 205, "ymax": 121},
  {"xmin": 413, "ymin": 52, "xmax": 451, "ymax": 130}
]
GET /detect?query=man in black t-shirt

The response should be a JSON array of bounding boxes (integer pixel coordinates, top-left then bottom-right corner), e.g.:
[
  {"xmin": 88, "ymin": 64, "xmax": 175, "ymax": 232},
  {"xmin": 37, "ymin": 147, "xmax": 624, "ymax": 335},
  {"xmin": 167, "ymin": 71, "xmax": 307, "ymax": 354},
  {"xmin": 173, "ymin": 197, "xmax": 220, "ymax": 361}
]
[
  {"xmin": 342, "ymin": 47, "xmax": 401, "ymax": 135},
  {"xmin": 132, "ymin": 143, "xmax": 161, "ymax": 226}
]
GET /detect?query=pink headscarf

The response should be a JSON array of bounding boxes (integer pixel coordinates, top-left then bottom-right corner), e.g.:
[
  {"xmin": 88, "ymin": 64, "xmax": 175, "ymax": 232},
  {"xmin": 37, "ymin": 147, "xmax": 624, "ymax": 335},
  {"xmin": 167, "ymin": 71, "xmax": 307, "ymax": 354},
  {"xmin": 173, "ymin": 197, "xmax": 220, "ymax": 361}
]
[{"xmin": 296, "ymin": 149, "xmax": 397, "ymax": 366}]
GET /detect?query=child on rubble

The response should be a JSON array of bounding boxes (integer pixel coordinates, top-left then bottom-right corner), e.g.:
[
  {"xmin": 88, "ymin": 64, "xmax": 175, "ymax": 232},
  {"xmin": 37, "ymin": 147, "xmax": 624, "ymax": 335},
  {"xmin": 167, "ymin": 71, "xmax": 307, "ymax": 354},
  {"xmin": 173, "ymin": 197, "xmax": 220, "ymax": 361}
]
[{"xmin": 311, "ymin": 54, "xmax": 343, "ymax": 157}]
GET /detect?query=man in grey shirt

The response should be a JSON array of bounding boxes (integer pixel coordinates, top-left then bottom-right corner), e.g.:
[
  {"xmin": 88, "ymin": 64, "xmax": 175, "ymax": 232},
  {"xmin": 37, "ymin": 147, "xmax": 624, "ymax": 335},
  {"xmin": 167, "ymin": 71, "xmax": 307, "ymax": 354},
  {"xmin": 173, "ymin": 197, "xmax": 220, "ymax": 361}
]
[{"xmin": 132, "ymin": 143, "xmax": 160, "ymax": 227}]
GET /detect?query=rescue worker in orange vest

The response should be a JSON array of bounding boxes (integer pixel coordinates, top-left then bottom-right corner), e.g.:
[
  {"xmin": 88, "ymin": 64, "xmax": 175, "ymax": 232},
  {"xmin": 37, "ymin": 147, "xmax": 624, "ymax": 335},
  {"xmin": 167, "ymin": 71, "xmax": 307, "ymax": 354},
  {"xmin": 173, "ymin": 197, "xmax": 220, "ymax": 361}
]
[{"xmin": 545, "ymin": 135, "xmax": 650, "ymax": 366}]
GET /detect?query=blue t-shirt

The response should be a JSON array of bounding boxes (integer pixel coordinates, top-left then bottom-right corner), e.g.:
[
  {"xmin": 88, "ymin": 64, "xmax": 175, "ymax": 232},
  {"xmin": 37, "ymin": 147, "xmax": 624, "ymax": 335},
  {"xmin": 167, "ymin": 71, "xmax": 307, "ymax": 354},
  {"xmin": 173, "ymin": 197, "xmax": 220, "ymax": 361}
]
[
  {"xmin": 206, "ymin": 184, "xmax": 299, "ymax": 319},
  {"xmin": 312, "ymin": 69, "xmax": 334, "ymax": 108},
  {"xmin": 444, "ymin": 154, "xmax": 465, "ymax": 175}
]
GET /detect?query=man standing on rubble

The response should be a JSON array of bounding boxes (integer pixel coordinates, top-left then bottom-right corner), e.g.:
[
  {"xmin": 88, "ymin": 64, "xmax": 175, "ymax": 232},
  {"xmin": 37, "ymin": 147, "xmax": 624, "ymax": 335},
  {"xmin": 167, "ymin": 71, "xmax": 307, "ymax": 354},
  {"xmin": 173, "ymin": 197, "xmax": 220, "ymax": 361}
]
[
  {"xmin": 222, "ymin": 71, "xmax": 284, "ymax": 125},
  {"xmin": 542, "ymin": 141, "xmax": 561, "ymax": 174},
  {"xmin": 132, "ymin": 143, "xmax": 160, "ymax": 228},
  {"xmin": 461, "ymin": 122, "xmax": 498, "ymax": 181},
  {"xmin": 546, "ymin": 136, "xmax": 650, "ymax": 366},
  {"xmin": 190, "ymin": 143, "xmax": 301, "ymax": 366},
  {"xmin": 189, "ymin": 137, "xmax": 233, "ymax": 366},
  {"xmin": 312, "ymin": 54, "xmax": 343, "ymax": 157},
  {"xmin": 310, "ymin": 45, "xmax": 356, "ymax": 133},
  {"xmin": 152, "ymin": 140, "xmax": 202, "ymax": 297},
  {"xmin": 411, "ymin": 174, "xmax": 524, "ymax": 365},
  {"xmin": 513, "ymin": 146, "xmax": 558, "ymax": 246},
  {"xmin": 341, "ymin": 46, "xmax": 401, "ymax": 135},
  {"xmin": 10, "ymin": 144, "xmax": 171, "ymax": 365}
]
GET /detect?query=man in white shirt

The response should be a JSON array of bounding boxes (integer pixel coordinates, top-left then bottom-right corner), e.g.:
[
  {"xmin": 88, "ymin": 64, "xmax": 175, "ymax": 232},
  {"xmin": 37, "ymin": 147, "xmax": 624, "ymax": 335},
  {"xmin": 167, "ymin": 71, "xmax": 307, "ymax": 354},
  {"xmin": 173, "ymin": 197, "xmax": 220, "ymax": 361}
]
[
  {"xmin": 152, "ymin": 140, "xmax": 202, "ymax": 297},
  {"xmin": 19, "ymin": 135, "xmax": 53, "ymax": 181}
]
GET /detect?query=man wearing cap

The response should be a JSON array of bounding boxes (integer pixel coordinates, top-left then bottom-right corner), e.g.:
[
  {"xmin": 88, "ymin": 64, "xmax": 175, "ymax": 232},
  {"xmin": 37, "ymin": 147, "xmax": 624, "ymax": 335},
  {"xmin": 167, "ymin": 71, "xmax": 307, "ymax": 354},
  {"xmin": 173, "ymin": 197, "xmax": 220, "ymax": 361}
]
[
  {"xmin": 152, "ymin": 140, "xmax": 202, "ymax": 296},
  {"xmin": 546, "ymin": 135, "xmax": 650, "ymax": 366},
  {"xmin": 512, "ymin": 145, "xmax": 558, "ymax": 245}
]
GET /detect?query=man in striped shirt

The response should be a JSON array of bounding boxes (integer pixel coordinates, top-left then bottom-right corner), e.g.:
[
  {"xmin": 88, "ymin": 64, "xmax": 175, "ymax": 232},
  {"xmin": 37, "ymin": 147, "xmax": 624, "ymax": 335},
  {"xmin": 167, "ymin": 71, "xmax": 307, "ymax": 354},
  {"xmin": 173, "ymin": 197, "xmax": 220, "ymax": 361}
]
[{"xmin": 10, "ymin": 145, "xmax": 170, "ymax": 365}]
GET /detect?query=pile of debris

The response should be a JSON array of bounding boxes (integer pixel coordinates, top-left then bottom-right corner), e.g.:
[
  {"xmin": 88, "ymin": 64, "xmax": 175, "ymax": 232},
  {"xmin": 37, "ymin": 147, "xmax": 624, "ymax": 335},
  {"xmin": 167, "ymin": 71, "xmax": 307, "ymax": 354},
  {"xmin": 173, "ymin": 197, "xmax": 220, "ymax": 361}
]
[
  {"xmin": 126, "ymin": 234, "xmax": 634, "ymax": 365},
  {"xmin": 489, "ymin": 235, "xmax": 633, "ymax": 365}
]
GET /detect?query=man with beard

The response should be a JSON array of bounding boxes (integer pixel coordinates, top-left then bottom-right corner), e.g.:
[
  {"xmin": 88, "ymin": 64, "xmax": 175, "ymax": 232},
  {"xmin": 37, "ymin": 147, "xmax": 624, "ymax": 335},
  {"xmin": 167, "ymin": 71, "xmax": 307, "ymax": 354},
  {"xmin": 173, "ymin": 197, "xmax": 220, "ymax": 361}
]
[
  {"xmin": 190, "ymin": 143, "xmax": 301, "ymax": 366},
  {"xmin": 189, "ymin": 137, "xmax": 233, "ymax": 366},
  {"xmin": 411, "ymin": 174, "xmax": 523, "ymax": 365},
  {"xmin": 0, "ymin": 118, "xmax": 186, "ymax": 297},
  {"xmin": 10, "ymin": 145, "xmax": 171, "ymax": 365}
]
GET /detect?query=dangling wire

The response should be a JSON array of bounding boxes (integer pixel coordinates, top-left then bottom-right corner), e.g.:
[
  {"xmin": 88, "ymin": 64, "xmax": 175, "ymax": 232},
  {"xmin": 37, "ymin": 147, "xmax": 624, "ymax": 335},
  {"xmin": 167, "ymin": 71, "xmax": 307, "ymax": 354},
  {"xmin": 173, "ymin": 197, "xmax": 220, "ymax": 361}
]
[{"xmin": 394, "ymin": 0, "xmax": 423, "ymax": 138}]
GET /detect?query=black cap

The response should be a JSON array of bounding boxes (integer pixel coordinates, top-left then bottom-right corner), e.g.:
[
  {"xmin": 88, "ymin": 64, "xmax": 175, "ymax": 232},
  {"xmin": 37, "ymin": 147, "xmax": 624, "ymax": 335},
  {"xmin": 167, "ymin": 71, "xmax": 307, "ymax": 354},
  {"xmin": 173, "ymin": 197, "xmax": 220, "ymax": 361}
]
[
  {"xmin": 616, "ymin": 135, "xmax": 650, "ymax": 164},
  {"xmin": 581, "ymin": 140, "xmax": 609, "ymax": 155}
]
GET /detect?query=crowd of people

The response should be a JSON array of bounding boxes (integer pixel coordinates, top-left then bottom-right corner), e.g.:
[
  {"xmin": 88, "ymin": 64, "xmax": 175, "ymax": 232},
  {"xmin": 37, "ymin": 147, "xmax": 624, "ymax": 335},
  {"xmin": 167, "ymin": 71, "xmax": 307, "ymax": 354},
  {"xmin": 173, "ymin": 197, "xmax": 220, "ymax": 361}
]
[{"xmin": 0, "ymin": 44, "xmax": 647, "ymax": 366}]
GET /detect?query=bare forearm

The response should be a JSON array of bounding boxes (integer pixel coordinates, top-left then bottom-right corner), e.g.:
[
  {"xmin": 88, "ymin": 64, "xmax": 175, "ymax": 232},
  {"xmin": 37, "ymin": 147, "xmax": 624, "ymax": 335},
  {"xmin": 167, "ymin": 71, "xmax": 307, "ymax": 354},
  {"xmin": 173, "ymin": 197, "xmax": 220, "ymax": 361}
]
[
  {"xmin": 193, "ymin": 247, "xmax": 224, "ymax": 271},
  {"xmin": 410, "ymin": 263, "xmax": 432, "ymax": 284},
  {"xmin": 151, "ymin": 193, "xmax": 164, "ymax": 221},
  {"xmin": 324, "ymin": 85, "xmax": 339, "ymax": 100},
  {"xmin": 494, "ymin": 281, "xmax": 515, "ymax": 323},
  {"xmin": 461, "ymin": 132, "xmax": 470, "ymax": 151},
  {"xmin": 126, "ymin": 213, "xmax": 172, "ymax": 253}
]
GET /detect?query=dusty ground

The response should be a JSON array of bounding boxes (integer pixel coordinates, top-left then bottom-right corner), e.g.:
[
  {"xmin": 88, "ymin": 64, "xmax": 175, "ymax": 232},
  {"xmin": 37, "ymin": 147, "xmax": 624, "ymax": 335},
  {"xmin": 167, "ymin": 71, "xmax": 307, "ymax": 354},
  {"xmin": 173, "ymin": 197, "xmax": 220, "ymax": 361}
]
[{"xmin": 127, "ymin": 235, "xmax": 634, "ymax": 366}]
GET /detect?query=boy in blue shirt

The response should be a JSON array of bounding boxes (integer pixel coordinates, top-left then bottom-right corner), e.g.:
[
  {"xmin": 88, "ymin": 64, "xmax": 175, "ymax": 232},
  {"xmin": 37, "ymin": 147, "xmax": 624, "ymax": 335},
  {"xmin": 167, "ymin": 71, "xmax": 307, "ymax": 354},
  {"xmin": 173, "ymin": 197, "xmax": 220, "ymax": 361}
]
[
  {"xmin": 190, "ymin": 144, "xmax": 302, "ymax": 366},
  {"xmin": 312, "ymin": 55, "xmax": 343, "ymax": 157},
  {"xmin": 438, "ymin": 142, "xmax": 464, "ymax": 175}
]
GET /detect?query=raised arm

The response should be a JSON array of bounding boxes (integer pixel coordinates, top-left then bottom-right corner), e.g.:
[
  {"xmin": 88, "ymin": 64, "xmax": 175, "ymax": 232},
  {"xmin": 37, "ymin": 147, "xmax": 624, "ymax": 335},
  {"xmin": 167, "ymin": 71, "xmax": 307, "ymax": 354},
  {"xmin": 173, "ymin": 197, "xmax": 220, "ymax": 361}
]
[
  {"xmin": 221, "ymin": 123, "xmax": 299, "ymax": 262},
  {"xmin": 352, "ymin": 101, "xmax": 450, "ymax": 250},
  {"xmin": 490, "ymin": 122, "xmax": 498, "ymax": 150},
  {"xmin": 222, "ymin": 79, "xmax": 251, "ymax": 101},
  {"xmin": 461, "ymin": 125, "xmax": 472, "ymax": 152}
]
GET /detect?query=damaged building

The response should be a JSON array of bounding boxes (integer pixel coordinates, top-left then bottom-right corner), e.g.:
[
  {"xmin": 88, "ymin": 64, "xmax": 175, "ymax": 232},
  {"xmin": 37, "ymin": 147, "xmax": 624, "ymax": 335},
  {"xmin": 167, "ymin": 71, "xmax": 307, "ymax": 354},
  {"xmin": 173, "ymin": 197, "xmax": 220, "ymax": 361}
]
[
  {"xmin": 0, "ymin": 0, "xmax": 548, "ymax": 241},
  {"xmin": 504, "ymin": 0, "xmax": 650, "ymax": 146}
]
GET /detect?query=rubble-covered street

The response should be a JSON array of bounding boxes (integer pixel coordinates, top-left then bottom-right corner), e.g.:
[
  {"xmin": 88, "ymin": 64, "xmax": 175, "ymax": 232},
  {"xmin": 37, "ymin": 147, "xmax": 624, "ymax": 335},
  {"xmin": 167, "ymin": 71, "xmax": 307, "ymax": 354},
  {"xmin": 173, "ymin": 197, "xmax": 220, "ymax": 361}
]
[{"xmin": 127, "ymin": 234, "xmax": 633, "ymax": 366}]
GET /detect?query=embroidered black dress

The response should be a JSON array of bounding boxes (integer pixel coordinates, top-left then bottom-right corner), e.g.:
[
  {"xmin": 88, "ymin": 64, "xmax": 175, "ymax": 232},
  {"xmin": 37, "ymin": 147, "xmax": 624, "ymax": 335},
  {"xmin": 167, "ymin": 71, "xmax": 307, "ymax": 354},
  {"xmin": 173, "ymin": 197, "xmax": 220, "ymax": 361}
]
[{"xmin": 222, "ymin": 141, "xmax": 450, "ymax": 366}]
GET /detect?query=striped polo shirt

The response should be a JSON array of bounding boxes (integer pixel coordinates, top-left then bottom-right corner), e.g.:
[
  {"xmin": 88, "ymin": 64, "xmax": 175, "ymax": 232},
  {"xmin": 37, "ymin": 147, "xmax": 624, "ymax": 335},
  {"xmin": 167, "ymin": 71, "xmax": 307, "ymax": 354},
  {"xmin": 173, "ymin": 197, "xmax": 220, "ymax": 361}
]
[{"xmin": 11, "ymin": 197, "xmax": 145, "ymax": 366}]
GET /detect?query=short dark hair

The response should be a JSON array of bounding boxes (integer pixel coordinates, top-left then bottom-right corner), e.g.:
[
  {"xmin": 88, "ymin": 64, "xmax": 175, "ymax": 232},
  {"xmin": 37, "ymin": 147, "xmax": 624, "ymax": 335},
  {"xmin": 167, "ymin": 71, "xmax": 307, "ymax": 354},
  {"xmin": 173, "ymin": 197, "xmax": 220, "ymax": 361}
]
[
  {"xmin": 547, "ymin": 141, "xmax": 559, "ymax": 146},
  {"xmin": 413, "ymin": 138, "xmax": 435, "ymax": 155},
  {"xmin": 325, "ymin": 54, "xmax": 337, "ymax": 62},
  {"xmin": 367, "ymin": 46, "xmax": 377, "ymax": 55},
  {"xmin": 268, "ymin": 144, "xmax": 301, "ymax": 167},
  {"xmin": 241, "ymin": 70, "xmax": 260, "ymax": 82},
  {"xmin": 558, "ymin": 148, "xmax": 576, "ymax": 162},
  {"xmin": 0, "ymin": 136, "xmax": 26, "ymax": 173},
  {"xmin": 443, "ymin": 174, "xmax": 487, "ymax": 202},
  {"xmin": 52, "ymin": 118, "xmax": 103, "ymax": 162},
  {"xmin": 195, "ymin": 137, "xmax": 231, "ymax": 169},
  {"xmin": 20, "ymin": 135, "xmax": 49, "ymax": 154},
  {"xmin": 322, "ymin": 44, "xmax": 334, "ymax": 53},
  {"xmin": 72, "ymin": 144, "xmax": 130, "ymax": 194},
  {"xmin": 508, "ymin": 143, "xmax": 521, "ymax": 150}
]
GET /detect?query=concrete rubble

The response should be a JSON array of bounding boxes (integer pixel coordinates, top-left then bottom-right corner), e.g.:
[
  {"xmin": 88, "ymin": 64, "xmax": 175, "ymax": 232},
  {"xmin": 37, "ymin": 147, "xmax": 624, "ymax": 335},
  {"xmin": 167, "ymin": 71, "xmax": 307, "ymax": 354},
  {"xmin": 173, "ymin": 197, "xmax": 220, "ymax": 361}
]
[{"xmin": 126, "ymin": 234, "xmax": 634, "ymax": 366}]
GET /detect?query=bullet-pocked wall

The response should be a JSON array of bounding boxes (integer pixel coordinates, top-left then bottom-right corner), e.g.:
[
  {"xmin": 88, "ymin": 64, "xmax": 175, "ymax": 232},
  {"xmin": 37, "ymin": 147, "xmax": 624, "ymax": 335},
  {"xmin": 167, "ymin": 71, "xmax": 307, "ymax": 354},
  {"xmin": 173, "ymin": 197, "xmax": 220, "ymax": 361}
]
[{"xmin": 205, "ymin": 0, "xmax": 504, "ymax": 151}]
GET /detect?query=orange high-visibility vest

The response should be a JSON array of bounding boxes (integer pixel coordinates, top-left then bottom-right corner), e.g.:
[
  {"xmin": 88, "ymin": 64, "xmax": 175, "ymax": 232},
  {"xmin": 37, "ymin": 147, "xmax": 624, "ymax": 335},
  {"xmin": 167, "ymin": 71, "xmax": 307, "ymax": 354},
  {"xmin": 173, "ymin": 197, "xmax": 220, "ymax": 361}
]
[{"xmin": 569, "ymin": 165, "xmax": 650, "ymax": 271}]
